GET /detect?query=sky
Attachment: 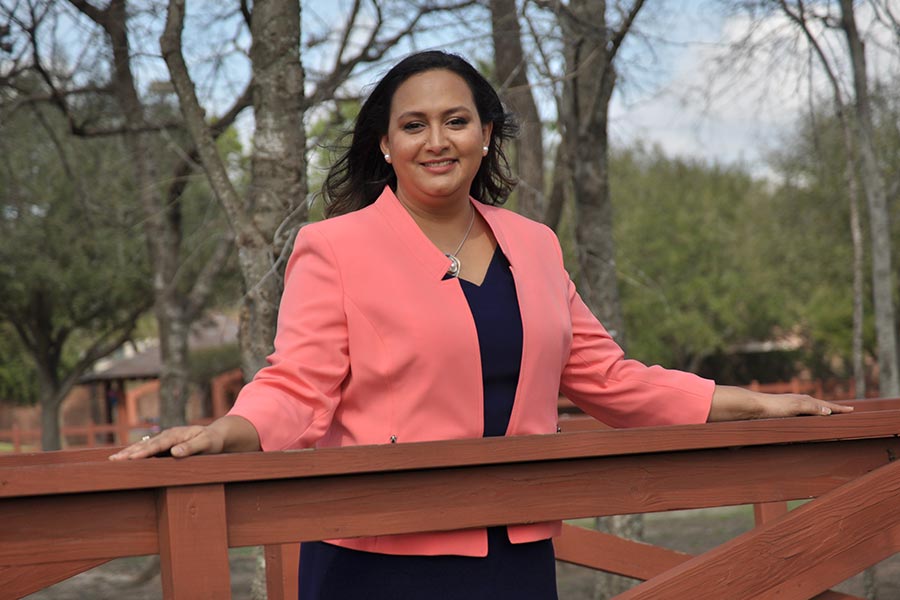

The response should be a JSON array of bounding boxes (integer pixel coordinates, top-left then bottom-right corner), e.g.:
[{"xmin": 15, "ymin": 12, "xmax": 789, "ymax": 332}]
[
  {"xmin": 36, "ymin": 0, "xmax": 895, "ymax": 179},
  {"xmin": 297, "ymin": 0, "xmax": 898, "ymax": 178},
  {"xmin": 605, "ymin": 0, "xmax": 899, "ymax": 174}
]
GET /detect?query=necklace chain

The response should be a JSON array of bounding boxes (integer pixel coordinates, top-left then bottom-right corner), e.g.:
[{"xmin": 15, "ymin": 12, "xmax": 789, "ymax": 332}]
[{"xmin": 445, "ymin": 205, "xmax": 475, "ymax": 278}]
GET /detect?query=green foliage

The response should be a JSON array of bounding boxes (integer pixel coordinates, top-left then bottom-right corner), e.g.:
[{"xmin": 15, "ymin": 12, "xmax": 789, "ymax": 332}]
[
  {"xmin": 0, "ymin": 326, "xmax": 38, "ymax": 405},
  {"xmin": 0, "ymin": 96, "xmax": 152, "ymax": 397},
  {"xmin": 758, "ymin": 84, "xmax": 900, "ymax": 376},
  {"xmin": 307, "ymin": 100, "xmax": 361, "ymax": 221},
  {"xmin": 611, "ymin": 145, "xmax": 788, "ymax": 372},
  {"xmin": 607, "ymin": 80, "xmax": 900, "ymax": 380}
]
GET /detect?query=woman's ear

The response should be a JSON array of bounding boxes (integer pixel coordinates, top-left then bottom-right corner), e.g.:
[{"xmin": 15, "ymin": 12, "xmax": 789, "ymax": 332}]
[
  {"xmin": 379, "ymin": 135, "xmax": 390, "ymax": 158},
  {"xmin": 482, "ymin": 122, "xmax": 494, "ymax": 149}
]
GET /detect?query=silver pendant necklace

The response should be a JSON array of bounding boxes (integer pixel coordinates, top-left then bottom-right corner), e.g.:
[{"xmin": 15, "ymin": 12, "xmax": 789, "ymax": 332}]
[{"xmin": 445, "ymin": 206, "xmax": 476, "ymax": 278}]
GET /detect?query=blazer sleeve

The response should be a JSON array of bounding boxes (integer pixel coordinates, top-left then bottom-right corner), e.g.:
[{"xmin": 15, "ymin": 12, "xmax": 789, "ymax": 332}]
[
  {"xmin": 552, "ymin": 235, "xmax": 714, "ymax": 428},
  {"xmin": 228, "ymin": 226, "xmax": 349, "ymax": 450}
]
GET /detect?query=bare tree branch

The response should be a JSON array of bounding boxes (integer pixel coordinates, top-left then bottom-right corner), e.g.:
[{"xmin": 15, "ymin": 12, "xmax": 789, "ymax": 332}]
[
  {"xmin": 334, "ymin": 0, "xmax": 363, "ymax": 72},
  {"xmin": 240, "ymin": 0, "xmax": 252, "ymax": 28},
  {"xmin": 164, "ymin": 80, "xmax": 253, "ymax": 213},
  {"xmin": 66, "ymin": 0, "xmax": 106, "ymax": 27},
  {"xmin": 160, "ymin": 0, "xmax": 249, "ymax": 234},
  {"xmin": 608, "ymin": 0, "xmax": 646, "ymax": 64},
  {"xmin": 61, "ymin": 301, "xmax": 151, "ymax": 394},
  {"xmin": 307, "ymin": 0, "xmax": 480, "ymax": 106},
  {"xmin": 185, "ymin": 230, "xmax": 235, "ymax": 321}
]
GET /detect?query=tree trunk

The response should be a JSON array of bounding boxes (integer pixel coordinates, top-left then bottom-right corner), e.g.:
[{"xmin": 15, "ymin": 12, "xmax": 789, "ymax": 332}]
[
  {"xmin": 490, "ymin": 0, "xmax": 545, "ymax": 220},
  {"xmin": 35, "ymin": 357, "xmax": 79, "ymax": 451},
  {"xmin": 91, "ymin": 0, "xmax": 195, "ymax": 427},
  {"xmin": 545, "ymin": 141, "xmax": 568, "ymax": 231},
  {"xmin": 162, "ymin": 3, "xmax": 307, "ymax": 595},
  {"xmin": 240, "ymin": 0, "xmax": 309, "ymax": 380},
  {"xmin": 840, "ymin": 0, "xmax": 900, "ymax": 399},
  {"xmin": 777, "ymin": 0, "xmax": 870, "ymax": 398},
  {"xmin": 158, "ymin": 304, "xmax": 192, "ymax": 428},
  {"xmin": 70, "ymin": 0, "xmax": 240, "ymax": 429},
  {"xmin": 557, "ymin": 1, "xmax": 646, "ymax": 596},
  {"xmin": 844, "ymin": 121, "xmax": 867, "ymax": 399},
  {"xmin": 38, "ymin": 376, "xmax": 63, "ymax": 451},
  {"xmin": 560, "ymin": 0, "xmax": 627, "ymax": 341}
]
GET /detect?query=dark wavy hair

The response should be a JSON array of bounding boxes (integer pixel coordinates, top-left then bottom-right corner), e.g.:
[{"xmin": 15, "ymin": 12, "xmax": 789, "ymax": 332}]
[{"xmin": 322, "ymin": 51, "xmax": 518, "ymax": 217}]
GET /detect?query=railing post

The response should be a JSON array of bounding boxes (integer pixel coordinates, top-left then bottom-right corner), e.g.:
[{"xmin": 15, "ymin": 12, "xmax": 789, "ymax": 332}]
[
  {"xmin": 753, "ymin": 501, "xmax": 789, "ymax": 525},
  {"xmin": 157, "ymin": 483, "xmax": 231, "ymax": 599},
  {"xmin": 265, "ymin": 543, "xmax": 300, "ymax": 600}
]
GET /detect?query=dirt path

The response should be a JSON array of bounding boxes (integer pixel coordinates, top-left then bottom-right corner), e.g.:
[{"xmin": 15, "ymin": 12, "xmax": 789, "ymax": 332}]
[{"xmin": 26, "ymin": 507, "xmax": 900, "ymax": 599}]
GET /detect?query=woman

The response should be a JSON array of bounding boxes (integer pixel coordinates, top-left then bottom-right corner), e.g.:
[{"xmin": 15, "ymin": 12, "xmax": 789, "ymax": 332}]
[{"xmin": 111, "ymin": 51, "xmax": 849, "ymax": 598}]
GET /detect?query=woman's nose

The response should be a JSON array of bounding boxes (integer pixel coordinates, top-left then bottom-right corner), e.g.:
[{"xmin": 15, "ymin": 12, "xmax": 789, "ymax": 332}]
[{"xmin": 425, "ymin": 126, "xmax": 449, "ymax": 151}]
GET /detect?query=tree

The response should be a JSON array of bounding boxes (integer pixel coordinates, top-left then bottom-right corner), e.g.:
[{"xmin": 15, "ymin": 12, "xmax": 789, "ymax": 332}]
[
  {"xmin": 613, "ymin": 146, "xmax": 790, "ymax": 373},
  {"xmin": 490, "ymin": 0, "xmax": 546, "ymax": 221},
  {"xmin": 717, "ymin": 0, "xmax": 899, "ymax": 401},
  {"xmin": 542, "ymin": 1, "xmax": 648, "ymax": 596},
  {"xmin": 771, "ymin": 0, "xmax": 868, "ymax": 396},
  {"xmin": 65, "ymin": 0, "xmax": 241, "ymax": 428},
  {"xmin": 0, "ymin": 95, "xmax": 152, "ymax": 449},
  {"xmin": 1, "ymin": 0, "xmax": 245, "ymax": 431},
  {"xmin": 839, "ymin": 0, "xmax": 899, "ymax": 398}
]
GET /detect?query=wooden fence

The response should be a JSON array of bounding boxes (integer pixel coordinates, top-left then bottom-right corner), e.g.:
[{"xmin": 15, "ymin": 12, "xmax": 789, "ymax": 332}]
[{"xmin": 2, "ymin": 398, "xmax": 900, "ymax": 599}]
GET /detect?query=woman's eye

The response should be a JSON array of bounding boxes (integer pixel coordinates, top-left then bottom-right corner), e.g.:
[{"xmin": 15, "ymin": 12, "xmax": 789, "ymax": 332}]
[
  {"xmin": 402, "ymin": 122, "xmax": 424, "ymax": 131},
  {"xmin": 448, "ymin": 117, "xmax": 468, "ymax": 127}
]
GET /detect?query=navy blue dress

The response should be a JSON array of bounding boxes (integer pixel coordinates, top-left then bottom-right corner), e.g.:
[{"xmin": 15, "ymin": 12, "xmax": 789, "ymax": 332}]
[{"xmin": 297, "ymin": 248, "xmax": 559, "ymax": 599}]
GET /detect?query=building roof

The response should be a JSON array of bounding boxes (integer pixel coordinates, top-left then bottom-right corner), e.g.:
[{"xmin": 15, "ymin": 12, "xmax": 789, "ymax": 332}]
[{"xmin": 79, "ymin": 313, "xmax": 239, "ymax": 384}]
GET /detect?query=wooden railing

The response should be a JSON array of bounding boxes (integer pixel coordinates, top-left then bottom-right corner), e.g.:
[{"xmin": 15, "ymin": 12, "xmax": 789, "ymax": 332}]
[{"xmin": 2, "ymin": 399, "xmax": 900, "ymax": 599}]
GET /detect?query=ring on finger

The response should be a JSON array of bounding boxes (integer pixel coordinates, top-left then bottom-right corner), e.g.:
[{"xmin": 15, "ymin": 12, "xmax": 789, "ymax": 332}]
[{"xmin": 141, "ymin": 435, "xmax": 151, "ymax": 442}]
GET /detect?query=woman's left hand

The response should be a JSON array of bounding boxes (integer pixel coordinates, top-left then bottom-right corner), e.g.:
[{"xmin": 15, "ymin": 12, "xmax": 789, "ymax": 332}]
[{"xmin": 707, "ymin": 385, "xmax": 853, "ymax": 422}]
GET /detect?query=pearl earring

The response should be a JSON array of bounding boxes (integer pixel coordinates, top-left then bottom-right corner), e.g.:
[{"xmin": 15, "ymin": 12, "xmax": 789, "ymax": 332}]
[
  {"xmin": 384, "ymin": 154, "xmax": 391, "ymax": 162},
  {"xmin": 482, "ymin": 146, "xmax": 489, "ymax": 154}
]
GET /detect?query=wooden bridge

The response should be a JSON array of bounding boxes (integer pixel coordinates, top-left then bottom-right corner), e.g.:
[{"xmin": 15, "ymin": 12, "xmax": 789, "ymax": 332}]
[{"xmin": 3, "ymin": 398, "xmax": 900, "ymax": 599}]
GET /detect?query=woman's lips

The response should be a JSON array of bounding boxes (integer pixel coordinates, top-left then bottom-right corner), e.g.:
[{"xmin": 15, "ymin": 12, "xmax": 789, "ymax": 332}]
[{"xmin": 420, "ymin": 159, "xmax": 457, "ymax": 173}]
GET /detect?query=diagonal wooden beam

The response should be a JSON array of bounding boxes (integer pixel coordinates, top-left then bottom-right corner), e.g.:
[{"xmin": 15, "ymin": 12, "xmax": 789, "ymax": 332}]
[
  {"xmin": 616, "ymin": 459, "xmax": 900, "ymax": 599},
  {"xmin": 553, "ymin": 524, "xmax": 690, "ymax": 580},
  {"xmin": 0, "ymin": 559, "xmax": 111, "ymax": 598},
  {"xmin": 554, "ymin": 525, "xmax": 863, "ymax": 600}
]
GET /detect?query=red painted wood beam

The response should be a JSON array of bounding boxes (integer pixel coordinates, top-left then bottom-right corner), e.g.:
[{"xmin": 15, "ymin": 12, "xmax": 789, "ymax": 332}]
[
  {"xmin": 157, "ymin": 484, "xmax": 231, "ymax": 599},
  {"xmin": 616, "ymin": 459, "xmax": 900, "ymax": 599},
  {"xmin": 0, "ymin": 559, "xmax": 111, "ymax": 598},
  {"xmin": 4, "ymin": 411, "xmax": 900, "ymax": 499}
]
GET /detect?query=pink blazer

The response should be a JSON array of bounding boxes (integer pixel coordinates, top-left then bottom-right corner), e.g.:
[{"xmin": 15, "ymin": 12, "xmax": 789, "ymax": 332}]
[{"xmin": 229, "ymin": 186, "xmax": 714, "ymax": 557}]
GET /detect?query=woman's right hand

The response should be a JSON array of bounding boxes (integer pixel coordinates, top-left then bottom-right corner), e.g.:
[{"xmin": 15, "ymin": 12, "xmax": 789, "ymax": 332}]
[
  {"xmin": 108, "ymin": 416, "xmax": 260, "ymax": 460},
  {"xmin": 108, "ymin": 425, "xmax": 224, "ymax": 460}
]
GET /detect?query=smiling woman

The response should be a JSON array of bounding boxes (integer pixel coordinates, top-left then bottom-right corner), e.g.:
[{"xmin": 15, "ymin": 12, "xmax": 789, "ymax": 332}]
[
  {"xmin": 380, "ymin": 71, "xmax": 492, "ymax": 211},
  {"xmin": 109, "ymin": 50, "xmax": 850, "ymax": 600}
]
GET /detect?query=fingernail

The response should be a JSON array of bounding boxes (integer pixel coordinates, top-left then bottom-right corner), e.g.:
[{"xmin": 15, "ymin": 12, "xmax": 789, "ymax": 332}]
[
  {"xmin": 172, "ymin": 446, "xmax": 184, "ymax": 457},
  {"xmin": 821, "ymin": 407, "xmax": 832, "ymax": 415}
]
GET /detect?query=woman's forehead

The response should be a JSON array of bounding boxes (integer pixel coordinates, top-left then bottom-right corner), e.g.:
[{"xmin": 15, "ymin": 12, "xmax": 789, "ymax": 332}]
[{"xmin": 390, "ymin": 70, "xmax": 476, "ymax": 114}]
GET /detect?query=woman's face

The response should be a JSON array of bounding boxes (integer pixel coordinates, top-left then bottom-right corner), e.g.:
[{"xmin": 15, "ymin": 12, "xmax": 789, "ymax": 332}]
[{"xmin": 380, "ymin": 69, "xmax": 492, "ymax": 210}]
